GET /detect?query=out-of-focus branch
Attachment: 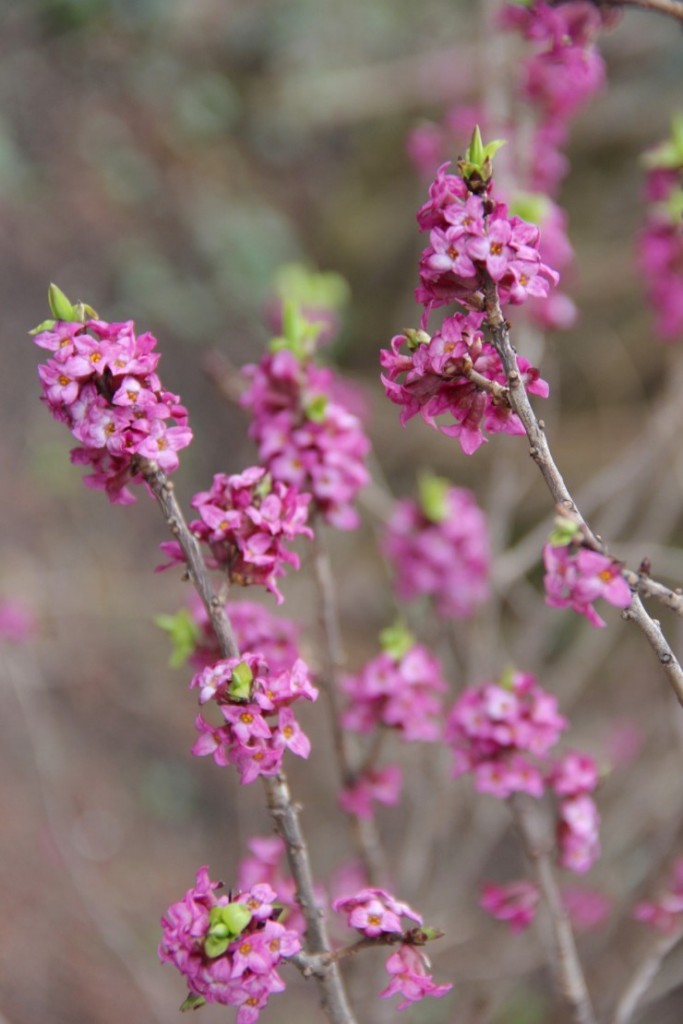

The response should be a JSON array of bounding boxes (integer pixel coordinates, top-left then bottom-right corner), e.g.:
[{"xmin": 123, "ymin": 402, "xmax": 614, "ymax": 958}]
[
  {"xmin": 596, "ymin": 0, "xmax": 683, "ymax": 23},
  {"xmin": 312, "ymin": 528, "xmax": 389, "ymax": 887},
  {"xmin": 511, "ymin": 795, "xmax": 597, "ymax": 1024},
  {"xmin": 136, "ymin": 457, "xmax": 358, "ymax": 1024},
  {"xmin": 612, "ymin": 926, "xmax": 683, "ymax": 1024}
]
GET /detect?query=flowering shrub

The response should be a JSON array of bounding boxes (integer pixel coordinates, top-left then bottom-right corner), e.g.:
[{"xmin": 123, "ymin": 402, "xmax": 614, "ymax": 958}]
[{"xmin": 22, "ymin": 4, "xmax": 683, "ymax": 1024}]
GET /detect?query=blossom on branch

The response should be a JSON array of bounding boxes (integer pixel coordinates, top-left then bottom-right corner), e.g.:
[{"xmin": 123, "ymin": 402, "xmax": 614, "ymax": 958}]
[
  {"xmin": 32, "ymin": 310, "xmax": 191, "ymax": 504},
  {"xmin": 159, "ymin": 866, "xmax": 300, "ymax": 1020},
  {"xmin": 380, "ymin": 944, "xmax": 453, "ymax": 1011},
  {"xmin": 446, "ymin": 669, "xmax": 567, "ymax": 799},
  {"xmin": 543, "ymin": 543, "xmax": 632, "ymax": 628},
  {"xmin": 242, "ymin": 335, "xmax": 370, "ymax": 530},
  {"xmin": 158, "ymin": 466, "xmax": 312, "ymax": 603},
  {"xmin": 190, "ymin": 652, "xmax": 318, "ymax": 784},
  {"xmin": 480, "ymin": 880, "xmax": 540, "ymax": 933},
  {"xmin": 381, "ymin": 312, "xmax": 548, "ymax": 454},
  {"xmin": 382, "ymin": 475, "xmax": 490, "ymax": 618}
]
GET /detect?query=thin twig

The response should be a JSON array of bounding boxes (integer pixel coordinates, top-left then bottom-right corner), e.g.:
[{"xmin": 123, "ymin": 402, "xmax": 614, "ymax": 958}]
[
  {"xmin": 483, "ymin": 280, "xmax": 683, "ymax": 706},
  {"xmin": 136, "ymin": 457, "xmax": 358, "ymax": 1024},
  {"xmin": 311, "ymin": 528, "xmax": 389, "ymax": 887},
  {"xmin": 598, "ymin": 0, "xmax": 683, "ymax": 22},
  {"xmin": 612, "ymin": 926, "xmax": 683, "ymax": 1024},
  {"xmin": 511, "ymin": 795, "xmax": 597, "ymax": 1024},
  {"xmin": 622, "ymin": 594, "xmax": 683, "ymax": 706}
]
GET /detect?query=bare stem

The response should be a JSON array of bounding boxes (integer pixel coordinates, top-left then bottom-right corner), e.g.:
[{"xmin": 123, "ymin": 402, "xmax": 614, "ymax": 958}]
[
  {"xmin": 612, "ymin": 926, "xmax": 683, "ymax": 1024},
  {"xmin": 597, "ymin": 0, "xmax": 683, "ymax": 22},
  {"xmin": 483, "ymin": 281, "xmax": 683, "ymax": 706},
  {"xmin": 136, "ymin": 457, "xmax": 358, "ymax": 1024},
  {"xmin": 311, "ymin": 527, "xmax": 389, "ymax": 886},
  {"xmin": 511, "ymin": 795, "xmax": 597, "ymax": 1024}
]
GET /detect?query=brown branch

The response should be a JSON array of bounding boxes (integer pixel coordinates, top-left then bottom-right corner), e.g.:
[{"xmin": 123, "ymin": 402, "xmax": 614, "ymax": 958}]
[
  {"xmin": 136, "ymin": 457, "xmax": 358, "ymax": 1024},
  {"xmin": 612, "ymin": 926, "xmax": 683, "ymax": 1024},
  {"xmin": 511, "ymin": 795, "xmax": 597, "ymax": 1024},
  {"xmin": 597, "ymin": 0, "xmax": 683, "ymax": 22},
  {"xmin": 483, "ymin": 280, "xmax": 683, "ymax": 707},
  {"xmin": 312, "ymin": 528, "xmax": 389, "ymax": 887}
]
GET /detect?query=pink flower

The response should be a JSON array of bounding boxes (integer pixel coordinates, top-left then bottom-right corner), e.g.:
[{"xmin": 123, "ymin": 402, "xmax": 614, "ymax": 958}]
[
  {"xmin": 241, "ymin": 347, "xmax": 370, "ymax": 529},
  {"xmin": 557, "ymin": 794, "xmax": 601, "ymax": 874},
  {"xmin": 381, "ymin": 312, "xmax": 548, "ymax": 455},
  {"xmin": 446, "ymin": 670, "xmax": 567, "ymax": 799},
  {"xmin": 382, "ymin": 486, "xmax": 490, "ymax": 619},
  {"xmin": 342, "ymin": 642, "xmax": 447, "ymax": 742},
  {"xmin": 480, "ymin": 880, "xmax": 540, "ymax": 933},
  {"xmin": 159, "ymin": 867, "xmax": 300, "ymax": 1018},
  {"xmin": 333, "ymin": 887, "xmax": 422, "ymax": 938},
  {"xmin": 549, "ymin": 751, "xmax": 599, "ymax": 797},
  {"xmin": 543, "ymin": 544, "xmax": 632, "ymax": 628},
  {"xmin": 32, "ymin": 317, "xmax": 192, "ymax": 503},
  {"xmin": 562, "ymin": 886, "xmax": 611, "ymax": 932},
  {"xmin": 380, "ymin": 944, "xmax": 452, "ymax": 1010},
  {"xmin": 190, "ymin": 653, "xmax": 317, "ymax": 784},
  {"xmin": 633, "ymin": 858, "xmax": 683, "ymax": 934},
  {"xmin": 339, "ymin": 764, "xmax": 403, "ymax": 820},
  {"xmin": 159, "ymin": 467, "xmax": 312, "ymax": 603}
]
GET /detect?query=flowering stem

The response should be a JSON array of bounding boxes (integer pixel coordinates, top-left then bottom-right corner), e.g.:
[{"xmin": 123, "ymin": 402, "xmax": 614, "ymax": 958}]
[
  {"xmin": 483, "ymin": 280, "xmax": 683, "ymax": 707},
  {"xmin": 136, "ymin": 457, "xmax": 358, "ymax": 1024},
  {"xmin": 311, "ymin": 527, "xmax": 389, "ymax": 886},
  {"xmin": 511, "ymin": 795, "xmax": 597, "ymax": 1024},
  {"xmin": 135, "ymin": 457, "xmax": 240, "ymax": 659},
  {"xmin": 611, "ymin": 925, "xmax": 683, "ymax": 1024}
]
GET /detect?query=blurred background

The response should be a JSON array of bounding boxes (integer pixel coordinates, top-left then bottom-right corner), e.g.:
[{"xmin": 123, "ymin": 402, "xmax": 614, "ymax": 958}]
[{"xmin": 2, "ymin": 1, "xmax": 683, "ymax": 1022}]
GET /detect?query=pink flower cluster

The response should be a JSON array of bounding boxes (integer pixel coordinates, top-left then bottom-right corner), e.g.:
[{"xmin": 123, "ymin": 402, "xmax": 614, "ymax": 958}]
[
  {"xmin": 241, "ymin": 348, "xmax": 370, "ymax": 529},
  {"xmin": 447, "ymin": 673, "xmax": 601, "ymax": 873},
  {"xmin": 191, "ymin": 652, "xmax": 318, "ymax": 784},
  {"xmin": 341, "ymin": 642, "xmax": 447, "ymax": 742},
  {"xmin": 638, "ymin": 166, "xmax": 683, "ymax": 341},
  {"xmin": 500, "ymin": 1, "xmax": 609, "ymax": 197},
  {"xmin": 333, "ymin": 888, "xmax": 452, "ymax": 1010},
  {"xmin": 551, "ymin": 751, "xmax": 601, "ymax": 874},
  {"xmin": 159, "ymin": 866, "xmax": 300, "ymax": 1021},
  {"xmin": 189, "ymin": 597, "xmax": 301, "ymax": 674},
  {"xmin": 339, "ymin": 763, "xmax": 403, "ymax": 822},
  {"xmin": 407, "ymin": 105, "xmax": 578, "ymax": 330},
  {"xmin": 543, "ymin": 543, "xmax": 632, "ymax": 628},
  {"xmin": 33, "ymin": 318, "xmax": 192, "ymax": 504},
  {"xmin": 381, "ymin": 311, "xmax": 548, "ymax": 454},
  {"xmin": 416, "ymin": 164, "xmax": 559, "ymax": 321},
  {"xmin": 634, "ymin": 858, "xmax": 683, "ymax": 934},
  {"xmin": 446, "ymin": 670, "xmax": 567, "ymax": 799},
  {"xmin": 159, "ymin": 466, "xmax": 312, "ymax": 602},
  {"xmin": 480, "ymin": 881, "xmax": 540, "ymax": 933},
  {"xmin": 382, "ymin": 486, "xmax": 490, "ymax": 617}
]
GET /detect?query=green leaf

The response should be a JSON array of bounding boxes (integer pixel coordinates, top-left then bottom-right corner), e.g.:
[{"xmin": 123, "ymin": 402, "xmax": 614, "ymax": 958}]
[
  {"xmin": 403, "ymin": 328, "xmax": 430, "ymax": 350},
  {"xmin": 48, "ymin": 282, "xmax": 77, "ymax": 321},
  {"xmin": 180, "ymin": 993, "xmax": 206, "ymax": 1012},
  {"xmin": 305, "ymin": 393, "xmax": 329, "ymax": 423},
  {"xmin": 28, "ymin": 318, "xmax": 56, "ymax": 336},
  {"xmin": 154, "ymin": 609, "xmax": 201, "ymax": 669},
  {"xmin": 418, "ymin": 472, "xmax": 450, "ymax": 524},
  {"xmin": 466, "ymin": 126, "xmax": 485, "ymax": 168},
  {"xmin": 204, "ymin": 934, "xmax": 230, "ymax": 958},
  {"xmin": 548, "ymin": 516, "xmax": 581, "ymax": 547},
  {"xmin": 380, "ymin": 621, "xmax": 415, "ymax": 661},
  {"xmin": 229, "ymin": 661, "xmax": 254, "ymax": 700}
]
